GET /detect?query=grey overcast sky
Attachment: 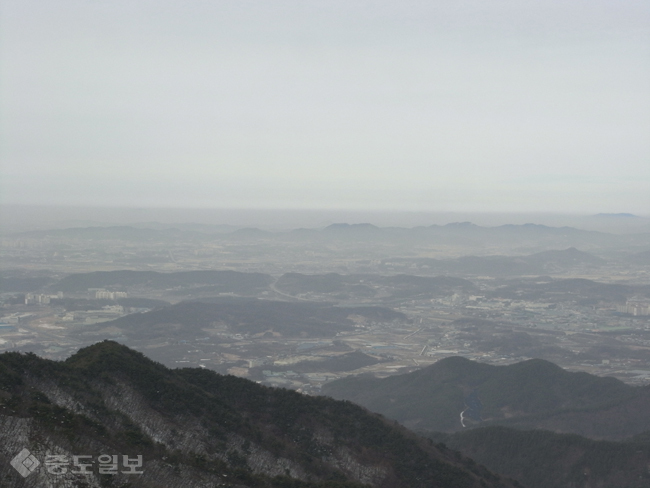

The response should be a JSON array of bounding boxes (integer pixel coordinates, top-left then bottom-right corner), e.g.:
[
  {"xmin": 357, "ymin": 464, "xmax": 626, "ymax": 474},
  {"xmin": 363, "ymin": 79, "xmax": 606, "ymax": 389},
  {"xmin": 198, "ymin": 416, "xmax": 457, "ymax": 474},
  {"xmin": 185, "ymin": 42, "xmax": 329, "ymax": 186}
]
[{"xmin": 1, "ymin": 1, "xmax": 649, "ymax": 214}]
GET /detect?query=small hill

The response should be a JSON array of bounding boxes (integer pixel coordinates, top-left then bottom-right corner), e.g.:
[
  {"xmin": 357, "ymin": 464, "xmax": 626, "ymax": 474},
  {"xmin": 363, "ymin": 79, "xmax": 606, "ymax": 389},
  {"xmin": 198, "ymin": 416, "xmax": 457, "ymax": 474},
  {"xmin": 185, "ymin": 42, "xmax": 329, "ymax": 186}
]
[
  {"xmin": 51, "ymin": 269, "xmax": 273, "ymax": 293},
  {"xmin": 487, "ymin": 277, "xmax": 650, "ymax": 303},
  {"xmin": 0, "ymin": 342, "xmax": 519, "ymax": 488},
  {"xmin": 322, "ymin": 356, "xmax": 650, "ymax": 438},
  {"xmin": 276, "ymin": 273, "xmax": 356, "ymax": 294},
  {"xmin": 88, "ymin": 298, "xmax": 406, "ymax": 341},
  {"xmin": 0, "ymin": 271, "xmax": 56, "ymax": 293}
]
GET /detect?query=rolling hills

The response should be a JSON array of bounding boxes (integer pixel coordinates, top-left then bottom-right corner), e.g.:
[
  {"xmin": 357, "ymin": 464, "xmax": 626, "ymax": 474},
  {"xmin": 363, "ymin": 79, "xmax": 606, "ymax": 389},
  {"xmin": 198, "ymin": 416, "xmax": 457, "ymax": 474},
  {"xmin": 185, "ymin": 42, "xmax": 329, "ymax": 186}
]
[{"xmin": 87, "ymin": 298, "xmax": 406, "ymax": 341}]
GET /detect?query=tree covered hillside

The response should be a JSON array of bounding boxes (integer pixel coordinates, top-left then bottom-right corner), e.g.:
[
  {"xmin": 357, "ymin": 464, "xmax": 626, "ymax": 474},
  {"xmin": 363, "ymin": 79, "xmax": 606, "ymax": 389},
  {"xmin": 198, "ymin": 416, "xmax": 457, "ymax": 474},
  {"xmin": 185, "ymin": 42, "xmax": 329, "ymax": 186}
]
[{"xmin": 0, "ymin": 341, "xmax": 519, "ymax": 488}]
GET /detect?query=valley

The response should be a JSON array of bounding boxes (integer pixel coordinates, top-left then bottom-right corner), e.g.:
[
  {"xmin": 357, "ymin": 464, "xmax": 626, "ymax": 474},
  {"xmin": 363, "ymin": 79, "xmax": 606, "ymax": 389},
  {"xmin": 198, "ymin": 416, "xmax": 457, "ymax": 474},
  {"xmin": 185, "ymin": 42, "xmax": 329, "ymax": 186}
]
[{"xmin": 1, "ymin": 218, "xmax": 650, "ymax": 487}]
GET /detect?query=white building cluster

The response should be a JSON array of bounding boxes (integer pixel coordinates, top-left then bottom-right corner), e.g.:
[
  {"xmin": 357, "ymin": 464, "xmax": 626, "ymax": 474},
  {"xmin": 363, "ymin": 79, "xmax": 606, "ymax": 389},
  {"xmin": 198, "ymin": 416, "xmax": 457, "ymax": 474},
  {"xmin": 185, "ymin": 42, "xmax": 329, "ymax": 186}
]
[
  {"xmin": 616, "ymin": 300, "xmax": 650, "ymax": 316},
  {"xmin": 94, "ymin": 290, "xmax": 128, "ymax": 300},
  {"xmin": 25, "ymin": 292, "xmax": 63, "ymax": 305}
]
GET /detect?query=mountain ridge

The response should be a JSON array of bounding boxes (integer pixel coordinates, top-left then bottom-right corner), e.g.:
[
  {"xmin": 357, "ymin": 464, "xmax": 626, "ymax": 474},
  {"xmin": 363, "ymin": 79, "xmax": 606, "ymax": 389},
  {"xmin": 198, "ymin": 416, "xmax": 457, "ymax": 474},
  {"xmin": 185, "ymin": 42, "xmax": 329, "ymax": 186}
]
[
  {"xmin": 322, "ymin": 356, "xmax": 650, "ymax": 438},
  {"xmin": 0, "ymin": 341, "xmax": 519, "ymax": 488}
]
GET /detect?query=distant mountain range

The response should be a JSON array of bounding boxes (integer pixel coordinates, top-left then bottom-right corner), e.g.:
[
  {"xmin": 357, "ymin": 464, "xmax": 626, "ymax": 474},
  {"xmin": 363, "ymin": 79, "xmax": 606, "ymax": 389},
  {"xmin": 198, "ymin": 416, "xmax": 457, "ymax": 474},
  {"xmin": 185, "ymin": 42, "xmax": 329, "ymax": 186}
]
[
  {"xmin": 0, "ymin": 341, "xmax": 518, "ymax": 488},
  {"xmin": 322, "ymin": 356, "xmax": 650, "ymax": 439},
  {"xmin": 594, "ymin": 213, "xmax": 639, "ymax": 218},
  {"xmin": 10, "ymin": 222, "xmax": 650, "ymax": 250}
]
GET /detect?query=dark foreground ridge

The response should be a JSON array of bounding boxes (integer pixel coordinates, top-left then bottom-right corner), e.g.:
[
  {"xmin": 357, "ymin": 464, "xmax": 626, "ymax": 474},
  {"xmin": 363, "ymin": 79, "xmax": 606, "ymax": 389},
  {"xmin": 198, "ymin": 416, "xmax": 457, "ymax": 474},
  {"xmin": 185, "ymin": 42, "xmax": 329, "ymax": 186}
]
[
  {"xmin": 425, "ymin": 426, "xmax": 650, "ymax": 488},
  {"xmin": 0, "ymin": 341, "xmax": 519, "ymax": 488}
]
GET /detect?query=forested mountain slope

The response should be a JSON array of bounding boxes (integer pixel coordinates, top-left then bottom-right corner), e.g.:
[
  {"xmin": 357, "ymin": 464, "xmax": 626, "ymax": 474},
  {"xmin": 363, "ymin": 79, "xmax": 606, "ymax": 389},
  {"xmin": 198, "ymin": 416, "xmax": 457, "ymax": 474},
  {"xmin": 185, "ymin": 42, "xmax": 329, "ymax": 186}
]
[
  {"xmin": 322, "ymin": 356, "xmax": 650, "ymax": 438},
  {"xmin": 0, "ymin": 342, "xmax": 519, "ymax": 488},
  {"xmin": 426, "ymin": 426, "xmax": 650, "ymax": 488}
]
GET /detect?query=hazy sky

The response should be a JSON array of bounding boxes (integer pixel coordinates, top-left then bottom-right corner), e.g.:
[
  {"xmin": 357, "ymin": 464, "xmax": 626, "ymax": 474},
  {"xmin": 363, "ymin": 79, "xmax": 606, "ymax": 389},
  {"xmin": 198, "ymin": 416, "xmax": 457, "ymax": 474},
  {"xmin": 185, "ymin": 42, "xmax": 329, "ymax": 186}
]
[{"xmin": 1, "ymin": 1, "xmax": 649, "ymax": 213}]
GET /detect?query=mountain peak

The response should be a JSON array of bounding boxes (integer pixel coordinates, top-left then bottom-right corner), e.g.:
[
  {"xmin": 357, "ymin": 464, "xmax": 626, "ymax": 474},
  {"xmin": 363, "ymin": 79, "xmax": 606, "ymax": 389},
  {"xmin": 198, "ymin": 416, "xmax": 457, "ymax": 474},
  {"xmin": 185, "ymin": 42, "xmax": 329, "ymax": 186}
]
[
  {"xmin": 65, "ymin": 340, "xmax": 163, "ymax": 373},
  {"xmin": 323, "ymin": 356, "xmax": 636, "ymax": 436}
]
